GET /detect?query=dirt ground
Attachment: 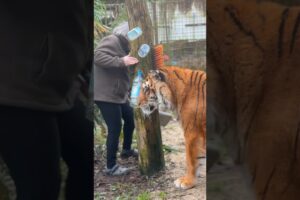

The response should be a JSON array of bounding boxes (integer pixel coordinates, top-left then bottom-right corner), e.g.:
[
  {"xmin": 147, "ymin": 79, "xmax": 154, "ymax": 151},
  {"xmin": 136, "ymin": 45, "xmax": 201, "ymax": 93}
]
[{"xmin": 94, "ymin": 120, "xmax": 206, "ymax": 200}]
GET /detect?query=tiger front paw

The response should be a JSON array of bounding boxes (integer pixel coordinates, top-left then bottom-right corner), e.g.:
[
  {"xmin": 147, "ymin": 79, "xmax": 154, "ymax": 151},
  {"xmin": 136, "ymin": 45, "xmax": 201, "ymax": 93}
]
[{"xmin": 174, "ymin": 176, "xmax": 196, "ymax": 190}]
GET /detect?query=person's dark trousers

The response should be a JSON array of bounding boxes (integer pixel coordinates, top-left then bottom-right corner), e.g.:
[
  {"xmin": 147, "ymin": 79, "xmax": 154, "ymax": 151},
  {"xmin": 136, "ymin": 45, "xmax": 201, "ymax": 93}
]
[
  {"xmin": 57, "ymin": 98, "xmax": 94, "ymax": 200},
  {"xmin": 0, "ymin": 98, "xmax": 93, "ymax": 200},
  {"xmin": 95, "ymin": 101, "xmax": 135, "ymax": 169},
  {"xmin": 0, "ymin": 106, "xmax": 61, "ymax": 200}
]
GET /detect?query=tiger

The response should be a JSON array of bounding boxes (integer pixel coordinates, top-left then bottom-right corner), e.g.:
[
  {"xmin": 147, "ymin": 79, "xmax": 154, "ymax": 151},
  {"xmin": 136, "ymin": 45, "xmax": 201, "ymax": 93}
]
[
  {"xmin": 138, "ymin": 66, "xmax": 206, "ymax": 189},
  {"xmin": 208, "ymin": 0, "xmax": 300, "ymax": 199}
]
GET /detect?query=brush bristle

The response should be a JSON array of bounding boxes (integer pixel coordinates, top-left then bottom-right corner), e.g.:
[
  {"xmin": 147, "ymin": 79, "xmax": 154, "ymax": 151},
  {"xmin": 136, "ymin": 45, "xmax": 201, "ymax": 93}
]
[{"xmin": 153, "ymin": 44, "xmax": 164, "ymax": 69}]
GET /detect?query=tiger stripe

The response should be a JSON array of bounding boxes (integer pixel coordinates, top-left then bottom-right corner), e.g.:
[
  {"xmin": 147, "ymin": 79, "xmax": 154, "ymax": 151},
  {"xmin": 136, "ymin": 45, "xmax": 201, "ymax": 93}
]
[
  {"xmin": 290, "ymin": 12, "xmax": 300, "ymax": 54},
  {"xmin": 201, "ymin": 80, "xmax": 206, "ymax": 124},
  {"xmin": 194, "ymin": 72, "xmax": 205, "ymax": 128},
  {"xmin": 278, "ymin": 8, "xmax": 290, "ymax": 58},
  {"xmin": 194, "ymin": 72, "xmax": 199, "ymax": 88},
  {"xmin": 294, "ymin": 122, "xmax": 300, "ymax": 162},
  {"xmin": 190, "ymin": 71, "xmax": 194, "ymax": 86},
  {"xmin": 224, "ymin": 5, "xmax": 263, "ymax": 51},
  {"xmin": 173, "ymin": 70, "xmax": 186, "ymax": 84}
]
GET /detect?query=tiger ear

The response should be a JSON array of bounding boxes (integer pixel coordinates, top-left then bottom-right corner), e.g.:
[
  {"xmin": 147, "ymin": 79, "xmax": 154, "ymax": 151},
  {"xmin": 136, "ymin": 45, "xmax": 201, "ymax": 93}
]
[
  {"xmin": 156, "ymin": 70, "xmax": 166, "ymax": 82},
  {"xmin": 149, "ymin": 69, "xmax": 166, "ymax": 82}
]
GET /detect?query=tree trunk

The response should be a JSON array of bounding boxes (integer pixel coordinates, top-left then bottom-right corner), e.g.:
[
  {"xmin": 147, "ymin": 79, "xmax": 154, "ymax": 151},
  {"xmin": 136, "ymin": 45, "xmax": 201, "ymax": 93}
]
[
  {"xmin": 125, "ymin": 0, "xmax": 165, "ymax": 176},
  {"xmin": 134, "ymin": 108, "xmax": 165, "ymax": 175}
]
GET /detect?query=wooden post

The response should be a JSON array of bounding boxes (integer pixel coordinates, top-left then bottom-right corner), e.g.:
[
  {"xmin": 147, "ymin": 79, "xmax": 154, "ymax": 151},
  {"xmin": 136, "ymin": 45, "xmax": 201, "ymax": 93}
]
[
  {"xmin": 134, "ymin": 108, "xmax": 164, "ymax": 175},
  {"xmin": 125, "ymin": 0, "xmax": 165, "ymax": 176}
]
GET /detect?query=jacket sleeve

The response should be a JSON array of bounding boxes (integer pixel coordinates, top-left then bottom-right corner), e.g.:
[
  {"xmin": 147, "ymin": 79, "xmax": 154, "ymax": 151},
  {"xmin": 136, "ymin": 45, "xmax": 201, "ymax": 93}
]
[{"xmin": 94, "ymin": 36, "xmax": 126, "ymax": 68}]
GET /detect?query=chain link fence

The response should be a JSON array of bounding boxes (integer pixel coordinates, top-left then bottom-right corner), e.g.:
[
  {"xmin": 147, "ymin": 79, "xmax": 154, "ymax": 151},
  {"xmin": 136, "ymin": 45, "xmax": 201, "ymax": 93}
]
[
  {"xmin": 98, "ymin": 0, "xmax": 206, "ymax": 70},
  {"xmin": 148, "ymin": 0, "xmax": 206, "ymax": 70}
]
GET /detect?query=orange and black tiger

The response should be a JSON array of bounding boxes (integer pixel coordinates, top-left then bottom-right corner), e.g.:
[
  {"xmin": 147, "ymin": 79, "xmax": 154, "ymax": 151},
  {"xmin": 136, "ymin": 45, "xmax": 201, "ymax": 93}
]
[{"xmin": 138, "ymin": 66, "xmax": 206, "ymax": 189}]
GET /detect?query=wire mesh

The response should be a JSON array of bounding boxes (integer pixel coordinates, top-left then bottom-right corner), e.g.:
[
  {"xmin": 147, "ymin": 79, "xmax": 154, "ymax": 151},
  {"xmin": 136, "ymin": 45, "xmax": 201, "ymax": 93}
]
[
  {"xmin": 98, "ymin": 0, "xmax": 206, "ymax": 70},
  {"xmin": 148, "ymin": 0, "xmax": 206, "ymax": 70}
]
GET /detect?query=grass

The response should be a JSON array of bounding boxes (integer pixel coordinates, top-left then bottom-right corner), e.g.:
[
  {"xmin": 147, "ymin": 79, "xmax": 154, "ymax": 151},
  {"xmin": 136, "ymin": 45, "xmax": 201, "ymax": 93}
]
[
  {"xmin": 94, "ymin": 192, "xmax": 106, "ymax": 200},
  {"xmin": 159, "ymin": 191, "xmax": 167, "ymax": 200},
  {"xmin": 115, "ymin": 195, "xmax": 132, "ymax": 200},
  {"xmin": 94, "ymin": 190, "xmax": 152, "ymax": 200},
  {"xmin": 102, "ymin": 190, "xmax": 169, "ymax": 200},
  {"xmin": 95, "ymin": 180, "xmax": 170, "ymax": 200},
  {"xmin": 136, "ymin": 191, "xmax": 151, "ymax": 200},
  {"xmin": 162, "ymin": 144, "xmax": 180, "ymax": 154}
]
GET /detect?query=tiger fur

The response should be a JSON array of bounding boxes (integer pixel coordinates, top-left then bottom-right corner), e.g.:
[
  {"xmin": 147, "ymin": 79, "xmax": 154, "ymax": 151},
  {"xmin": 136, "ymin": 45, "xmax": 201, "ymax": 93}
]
[{"xmin": 208, "ymin": 0, "xmax": 300, "ymax": 199}]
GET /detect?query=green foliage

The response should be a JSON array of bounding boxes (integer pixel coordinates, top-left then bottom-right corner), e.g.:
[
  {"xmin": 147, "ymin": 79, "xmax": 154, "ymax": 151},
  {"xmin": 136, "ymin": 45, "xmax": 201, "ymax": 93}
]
[
  {"xmin": 94, "ymin": 192, "xmax": 106, "ymax": 200},
  {"xmin": 158, "ymin": 191, "xmax": 167, "ymax": 200},
  {"xmin": 94, "ymin": 0, "xmax": 106, "ymax": 22},
  {"xmin": 109, "ymin": 6, "xmax": 128, "ymax": 30},
  {"xmin": 94, "ymin": 104, "xmax": 102, "ymax": 126},
  {"xmin": 94, "ymin": 0, "xmax": 129, "ymax": 46},
  {"xmin": 162, "ymin": 144, "xmax": 180, "ymax": 153},
  {"xmin": 94, "ymin": 0, "xmax": 110, "ymax": 46},
  {"xmin": 136, "ymin": 191, "xmax": 151, "ymax": 200}
]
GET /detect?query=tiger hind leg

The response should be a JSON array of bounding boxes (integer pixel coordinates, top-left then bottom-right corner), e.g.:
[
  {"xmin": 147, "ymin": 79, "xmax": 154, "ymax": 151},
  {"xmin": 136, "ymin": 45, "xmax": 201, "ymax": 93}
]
[{"xmin": 174, "ymin": 131, "xmax": 201, "ymax": 189}]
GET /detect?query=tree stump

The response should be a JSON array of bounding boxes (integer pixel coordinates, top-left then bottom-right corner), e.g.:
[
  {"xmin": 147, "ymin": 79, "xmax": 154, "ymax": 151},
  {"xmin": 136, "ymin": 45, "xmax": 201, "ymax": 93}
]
[
  {"xmin": 134, "ymin": 108, "xmax": 165, "ymax": 175},
  {"xmin": 125, "ymin": 0, "xmax": 165, "ymax": 176}
]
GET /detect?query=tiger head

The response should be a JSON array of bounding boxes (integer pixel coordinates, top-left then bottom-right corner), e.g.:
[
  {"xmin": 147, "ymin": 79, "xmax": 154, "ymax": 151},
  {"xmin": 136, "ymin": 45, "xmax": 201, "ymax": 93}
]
[{"xmin": 138, "ymin": 70, "xmax": 173, "ymax": 116}]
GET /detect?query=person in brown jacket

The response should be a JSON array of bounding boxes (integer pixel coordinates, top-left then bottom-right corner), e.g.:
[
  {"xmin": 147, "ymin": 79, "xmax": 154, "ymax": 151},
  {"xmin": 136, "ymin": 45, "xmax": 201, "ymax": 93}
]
[
  {"xmin": 94, "ymin": 22, "xmax": 139, "ymax": 175},
  {"xmin": 0, "ymin": 1, "xmax": 93, "ymax": 200}
]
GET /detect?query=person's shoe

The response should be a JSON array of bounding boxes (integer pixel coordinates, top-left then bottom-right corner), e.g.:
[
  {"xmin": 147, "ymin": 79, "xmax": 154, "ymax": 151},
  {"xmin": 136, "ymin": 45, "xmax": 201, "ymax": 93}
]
[
  {"xmin": 103, "ymin": 164, "xmax": 130, "ymax": 176},
  {"xmin": 120, "ymin": 149, "xmax": 138, "ymax": 159}
]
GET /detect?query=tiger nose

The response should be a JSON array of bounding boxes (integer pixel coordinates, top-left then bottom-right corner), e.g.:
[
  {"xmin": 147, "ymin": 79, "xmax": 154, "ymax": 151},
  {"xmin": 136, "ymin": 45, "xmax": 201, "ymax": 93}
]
[{"xmin": 150, "ymin": 96, "xmax": 157, "ymax": 101}]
